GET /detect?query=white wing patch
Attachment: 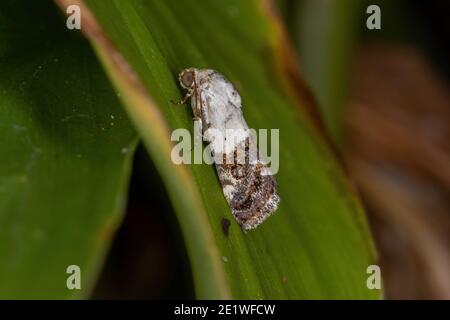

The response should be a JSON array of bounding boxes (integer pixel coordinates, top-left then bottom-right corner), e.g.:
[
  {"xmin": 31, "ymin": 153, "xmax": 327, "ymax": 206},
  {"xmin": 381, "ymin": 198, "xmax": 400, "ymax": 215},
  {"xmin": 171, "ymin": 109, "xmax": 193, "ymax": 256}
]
[{"xmin": 179, "ymin": 68, "xmax": 280, "ymax": 231}]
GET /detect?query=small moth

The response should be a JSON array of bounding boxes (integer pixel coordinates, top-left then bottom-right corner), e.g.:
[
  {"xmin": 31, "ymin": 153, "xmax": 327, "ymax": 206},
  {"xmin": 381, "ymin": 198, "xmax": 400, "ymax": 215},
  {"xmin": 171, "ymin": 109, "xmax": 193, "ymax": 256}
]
[{"xmin": 178, "ymin": 68, "xmax": 280, "ymax": 231}]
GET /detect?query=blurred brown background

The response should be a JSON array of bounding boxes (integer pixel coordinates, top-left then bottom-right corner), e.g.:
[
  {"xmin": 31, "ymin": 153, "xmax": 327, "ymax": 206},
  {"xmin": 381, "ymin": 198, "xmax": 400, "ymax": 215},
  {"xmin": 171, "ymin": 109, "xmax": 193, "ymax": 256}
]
[{"xmin": 285, "ymin": 0, "xmax": 450, "ymax": 299}]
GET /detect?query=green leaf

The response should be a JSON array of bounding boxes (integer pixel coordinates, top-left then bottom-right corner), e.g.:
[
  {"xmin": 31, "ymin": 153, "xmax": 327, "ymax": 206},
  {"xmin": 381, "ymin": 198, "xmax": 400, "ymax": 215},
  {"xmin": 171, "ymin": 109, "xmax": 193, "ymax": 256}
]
[
  {"xmin": 0, "ymin": 1, "xmax": 136, "ymax": 298},
  {"xmin": 72, "ymin": 0, "xmax": 380, "ymax": 299}
]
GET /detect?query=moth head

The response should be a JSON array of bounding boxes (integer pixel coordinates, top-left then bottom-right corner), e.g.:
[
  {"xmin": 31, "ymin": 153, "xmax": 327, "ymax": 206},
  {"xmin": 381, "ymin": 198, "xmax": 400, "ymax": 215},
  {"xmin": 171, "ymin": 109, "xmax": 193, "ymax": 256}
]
[{"xmin": 179, "ymin": 68, "xmax": 196, "ymax": 89}]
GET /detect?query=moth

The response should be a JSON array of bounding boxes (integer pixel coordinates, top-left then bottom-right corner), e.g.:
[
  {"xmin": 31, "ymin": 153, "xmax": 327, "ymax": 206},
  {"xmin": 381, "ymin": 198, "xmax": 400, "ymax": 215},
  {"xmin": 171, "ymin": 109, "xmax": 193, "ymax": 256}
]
[{"xmin": 178, "ymin": 68, "xmax": 280, "ymax": 231}]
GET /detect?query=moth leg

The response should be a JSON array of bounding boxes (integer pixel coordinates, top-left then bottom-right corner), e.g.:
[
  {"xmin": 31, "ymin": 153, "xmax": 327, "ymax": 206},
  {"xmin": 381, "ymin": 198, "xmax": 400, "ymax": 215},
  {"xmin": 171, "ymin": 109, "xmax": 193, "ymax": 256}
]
[
  {"xmin": 190, "ymin": 86, "xmax": 203, "ymax": 140},
  {"xmin": 192, "ymin": 108, "xmax": 203, "ymax": 145},
  {"xmin": 193, "ymin": 118, "xmax": 203, "ymax": 142},
  {"xmin": 171, "ymin": 89, "xmax": 194, "ymax": 105},
  {"xmin": 192, "ymin": 108, "xmax": 201, "ymax": 121},
  {"xmin": 192, "ymin": 92, "xmax": 202, "ymax": 120}
]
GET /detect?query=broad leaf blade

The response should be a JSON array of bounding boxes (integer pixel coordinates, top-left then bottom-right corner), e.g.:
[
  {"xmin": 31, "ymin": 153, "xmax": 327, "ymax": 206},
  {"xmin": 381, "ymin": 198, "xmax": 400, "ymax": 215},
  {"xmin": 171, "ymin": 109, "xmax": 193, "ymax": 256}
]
[
  {"xmin": 69, "ymin": 0, "xmax": 379, "ymax": 298},
  {"xmin": 0, "ymin": 1, "xmax": 137, "ymax": 298}
]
